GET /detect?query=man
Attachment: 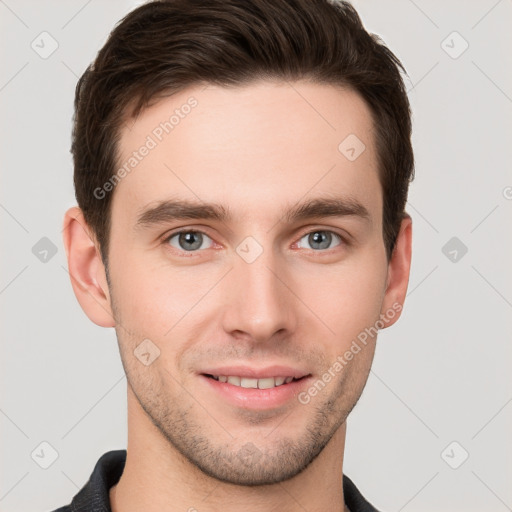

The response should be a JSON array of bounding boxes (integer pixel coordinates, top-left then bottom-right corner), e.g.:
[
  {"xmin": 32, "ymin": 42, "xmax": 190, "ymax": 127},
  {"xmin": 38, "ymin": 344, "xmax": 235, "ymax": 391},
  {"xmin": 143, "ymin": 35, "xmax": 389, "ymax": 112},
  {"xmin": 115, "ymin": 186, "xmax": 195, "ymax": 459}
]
[{"xmin": 56, "ymin": 0, "xmax": 413, "ymax": 510}]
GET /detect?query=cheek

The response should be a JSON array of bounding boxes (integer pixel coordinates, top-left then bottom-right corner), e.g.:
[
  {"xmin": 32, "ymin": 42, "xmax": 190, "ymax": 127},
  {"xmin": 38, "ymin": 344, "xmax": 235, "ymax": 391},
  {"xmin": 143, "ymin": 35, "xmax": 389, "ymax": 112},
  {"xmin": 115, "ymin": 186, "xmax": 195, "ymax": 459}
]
[
  {"xmin": 109, "ymin": 255, "xmax": 175, "ymax": 335},
  {"xmin": 294, "ymin": 254, "xmax": 387, "ymax": 347},
  {"xmin": 109, "ymin": 253, "xmax": 220, "ymax": 341}
]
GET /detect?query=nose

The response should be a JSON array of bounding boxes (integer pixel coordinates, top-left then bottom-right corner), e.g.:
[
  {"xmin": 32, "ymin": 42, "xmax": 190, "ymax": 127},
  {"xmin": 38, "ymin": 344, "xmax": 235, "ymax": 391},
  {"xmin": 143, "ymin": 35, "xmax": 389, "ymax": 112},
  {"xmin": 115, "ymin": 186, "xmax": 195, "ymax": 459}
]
[{"xmin": 220, "ymin": 245, "xmax": 298, "ymax": 345}]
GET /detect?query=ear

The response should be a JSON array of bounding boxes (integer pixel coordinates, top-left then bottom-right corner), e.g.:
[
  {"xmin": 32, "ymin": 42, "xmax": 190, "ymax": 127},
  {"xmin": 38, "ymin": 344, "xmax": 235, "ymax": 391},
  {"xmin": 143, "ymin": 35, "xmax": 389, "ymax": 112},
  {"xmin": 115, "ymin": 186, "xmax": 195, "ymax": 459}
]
[
  {"xmin": 62, "ymin": 206, "xmax": 115, "ymax": 327},
  {"xmin": 380, "ymin": 214, "xmax": 412, "ymax": 328}
]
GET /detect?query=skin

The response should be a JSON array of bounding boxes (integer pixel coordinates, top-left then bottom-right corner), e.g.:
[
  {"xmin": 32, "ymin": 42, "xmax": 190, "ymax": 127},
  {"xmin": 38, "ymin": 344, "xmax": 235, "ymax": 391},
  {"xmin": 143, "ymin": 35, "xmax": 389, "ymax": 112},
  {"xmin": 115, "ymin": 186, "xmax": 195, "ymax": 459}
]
[{"xmin": 63, "ymin": 80, "xmax": 412, "ymax": 512}]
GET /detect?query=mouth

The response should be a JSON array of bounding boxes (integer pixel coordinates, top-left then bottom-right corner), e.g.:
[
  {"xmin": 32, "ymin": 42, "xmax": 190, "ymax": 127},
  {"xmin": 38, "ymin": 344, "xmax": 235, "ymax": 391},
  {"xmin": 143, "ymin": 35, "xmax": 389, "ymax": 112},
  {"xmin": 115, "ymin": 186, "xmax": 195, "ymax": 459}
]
[{"xmin": 199, "ymin": 368, "xmax": 312, "ymax": 410}]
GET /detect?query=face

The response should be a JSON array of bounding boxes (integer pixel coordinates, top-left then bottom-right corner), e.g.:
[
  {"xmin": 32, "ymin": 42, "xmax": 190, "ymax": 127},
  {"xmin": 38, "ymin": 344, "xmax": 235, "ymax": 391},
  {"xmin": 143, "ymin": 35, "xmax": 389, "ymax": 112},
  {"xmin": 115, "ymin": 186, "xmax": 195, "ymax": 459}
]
[{"xmin": 102, "ymin": 80, "xmax": 400, "ymax": 485}]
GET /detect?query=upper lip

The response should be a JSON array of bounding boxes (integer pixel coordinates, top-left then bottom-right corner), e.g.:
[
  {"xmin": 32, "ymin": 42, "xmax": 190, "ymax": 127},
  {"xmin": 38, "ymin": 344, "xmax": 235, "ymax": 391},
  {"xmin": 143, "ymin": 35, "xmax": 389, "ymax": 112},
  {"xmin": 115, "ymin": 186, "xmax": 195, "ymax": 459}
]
[{"xmin": 201, "ymin": 365, "xmax": 310, "ymax": 379}]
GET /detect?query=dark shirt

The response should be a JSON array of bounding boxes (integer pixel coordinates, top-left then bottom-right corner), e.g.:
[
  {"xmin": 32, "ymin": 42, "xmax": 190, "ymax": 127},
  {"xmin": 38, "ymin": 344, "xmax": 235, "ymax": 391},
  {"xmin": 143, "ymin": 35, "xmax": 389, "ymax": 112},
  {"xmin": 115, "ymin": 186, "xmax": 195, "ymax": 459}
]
[{"xmin": 50, "ymin": 450, "xmax": 381, "ymax": 512}]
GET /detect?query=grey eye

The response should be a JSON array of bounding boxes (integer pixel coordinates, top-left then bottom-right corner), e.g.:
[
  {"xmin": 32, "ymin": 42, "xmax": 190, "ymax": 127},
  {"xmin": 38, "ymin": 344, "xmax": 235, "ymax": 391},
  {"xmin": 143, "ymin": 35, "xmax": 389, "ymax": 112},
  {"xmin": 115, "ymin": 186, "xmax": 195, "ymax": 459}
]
[
  {"xmin": 298, "ymin": 230, "xmax": 341, "ymax": 251},
  {"xmin": 168, "ymin": 231, "xmax": 213, "ymax": 251}
]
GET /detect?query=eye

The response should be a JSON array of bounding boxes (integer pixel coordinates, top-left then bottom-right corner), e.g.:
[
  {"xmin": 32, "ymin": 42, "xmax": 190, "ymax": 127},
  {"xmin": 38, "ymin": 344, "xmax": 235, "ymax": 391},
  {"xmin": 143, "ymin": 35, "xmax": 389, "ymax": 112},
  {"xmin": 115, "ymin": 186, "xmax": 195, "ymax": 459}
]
[
  {"xmin": 166, "ymin": 230, "xmax": 214, "ymax": 252},
  {"xmin": 296, "ymin": 230, "xmax": 343, "ymax": 251}
]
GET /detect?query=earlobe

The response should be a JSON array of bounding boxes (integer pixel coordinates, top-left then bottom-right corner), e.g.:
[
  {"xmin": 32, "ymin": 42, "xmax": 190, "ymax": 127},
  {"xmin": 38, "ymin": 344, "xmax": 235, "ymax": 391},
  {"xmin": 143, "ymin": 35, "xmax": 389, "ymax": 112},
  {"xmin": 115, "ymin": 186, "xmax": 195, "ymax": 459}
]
[
  {"xmin": 62, "ymin": 206, "xmax": 115, "ymax": 328},
  {"xmin": 380, "ymin": 214, "xmax": 412, "ymax": 328}
]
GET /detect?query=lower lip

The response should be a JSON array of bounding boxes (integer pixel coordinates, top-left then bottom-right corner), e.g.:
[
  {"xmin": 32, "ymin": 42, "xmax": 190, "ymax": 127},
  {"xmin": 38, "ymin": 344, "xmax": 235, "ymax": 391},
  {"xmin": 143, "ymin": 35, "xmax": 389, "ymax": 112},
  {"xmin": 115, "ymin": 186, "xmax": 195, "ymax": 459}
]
[{"xmin": 200, "ymin": 375, "xmax": 312, "ymax": 410}]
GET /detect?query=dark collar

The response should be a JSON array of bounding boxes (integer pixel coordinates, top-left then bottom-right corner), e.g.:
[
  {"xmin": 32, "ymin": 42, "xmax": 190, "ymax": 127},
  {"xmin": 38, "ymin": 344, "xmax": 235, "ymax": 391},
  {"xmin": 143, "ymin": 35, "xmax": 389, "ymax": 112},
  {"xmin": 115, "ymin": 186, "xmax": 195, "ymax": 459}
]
[{"xmin": 52, "ymin": 450, "xmax": 381, "ymax": 512}]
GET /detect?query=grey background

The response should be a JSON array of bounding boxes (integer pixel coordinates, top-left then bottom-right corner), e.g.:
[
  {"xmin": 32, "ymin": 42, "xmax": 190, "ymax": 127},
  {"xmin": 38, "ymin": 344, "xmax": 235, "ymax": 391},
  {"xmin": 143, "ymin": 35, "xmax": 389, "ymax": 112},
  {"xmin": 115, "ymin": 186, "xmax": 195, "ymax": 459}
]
[{"xmin": 1, "ymin": 0, "xmax": 511, "ymax": 511}]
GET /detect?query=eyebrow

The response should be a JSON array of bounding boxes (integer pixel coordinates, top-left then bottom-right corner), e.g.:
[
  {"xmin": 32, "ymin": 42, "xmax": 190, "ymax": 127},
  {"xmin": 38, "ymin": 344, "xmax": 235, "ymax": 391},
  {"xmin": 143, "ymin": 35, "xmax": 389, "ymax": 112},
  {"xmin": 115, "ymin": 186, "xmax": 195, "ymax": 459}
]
[{"xmin": 135, "ymin": 196, "xmax": 370, "ymax": 230}]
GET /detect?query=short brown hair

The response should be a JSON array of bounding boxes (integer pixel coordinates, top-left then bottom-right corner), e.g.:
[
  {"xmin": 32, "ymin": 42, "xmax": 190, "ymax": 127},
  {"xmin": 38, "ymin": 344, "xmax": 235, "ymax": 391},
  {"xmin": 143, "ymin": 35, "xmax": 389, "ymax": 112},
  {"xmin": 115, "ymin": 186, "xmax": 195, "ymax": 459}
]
[{"xmin": 72, "ymin": 0, "xmax": 414, "ymax": 265}]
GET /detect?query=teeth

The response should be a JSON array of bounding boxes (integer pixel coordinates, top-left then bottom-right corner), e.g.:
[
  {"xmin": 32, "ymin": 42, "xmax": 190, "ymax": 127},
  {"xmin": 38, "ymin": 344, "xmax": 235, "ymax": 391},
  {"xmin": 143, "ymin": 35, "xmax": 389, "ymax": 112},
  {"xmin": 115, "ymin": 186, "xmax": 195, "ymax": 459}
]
[
  {"xmin": 240, "ymin": 377, "xmax": 258, "ymax": 389},
  {"xmin": 227, "ymin": 376, "xmax": 241, "ymax": 386},
  {"xmin": 257, "ymin": 377, "xmax": 275, "ymax": 389},
  {"xmin": 212, "ymin": 375, "xmax": 298, "ymax": 389}
]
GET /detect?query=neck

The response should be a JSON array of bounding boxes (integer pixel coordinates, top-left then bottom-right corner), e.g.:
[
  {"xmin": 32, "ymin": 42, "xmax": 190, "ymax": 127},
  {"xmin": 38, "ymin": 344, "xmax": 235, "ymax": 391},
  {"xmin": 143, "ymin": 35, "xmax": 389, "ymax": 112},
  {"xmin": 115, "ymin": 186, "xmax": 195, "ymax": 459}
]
[{"xmin": 110, "ymin": 388, "xmax": 348, "ymax": 512}]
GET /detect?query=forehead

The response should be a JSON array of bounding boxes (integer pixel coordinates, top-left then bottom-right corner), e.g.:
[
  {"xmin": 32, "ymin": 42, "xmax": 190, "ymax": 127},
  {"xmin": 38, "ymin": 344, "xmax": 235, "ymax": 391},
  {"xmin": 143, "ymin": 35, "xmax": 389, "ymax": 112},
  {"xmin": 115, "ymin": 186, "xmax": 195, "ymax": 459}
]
[{"xmin": 112, "ymin": 80, "xmax": 380, "ymax": 223}]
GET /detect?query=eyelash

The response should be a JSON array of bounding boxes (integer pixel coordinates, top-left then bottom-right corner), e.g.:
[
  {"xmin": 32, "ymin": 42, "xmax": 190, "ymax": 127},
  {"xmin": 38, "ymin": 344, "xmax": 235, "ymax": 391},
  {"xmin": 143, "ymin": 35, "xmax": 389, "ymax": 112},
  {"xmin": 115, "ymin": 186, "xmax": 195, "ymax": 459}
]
[{"xmin": 162, "ymin": 227, "xmax": 348, "ymax": 256}]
